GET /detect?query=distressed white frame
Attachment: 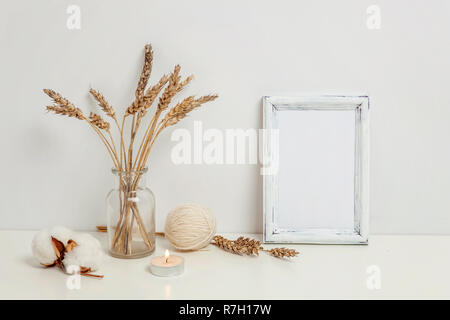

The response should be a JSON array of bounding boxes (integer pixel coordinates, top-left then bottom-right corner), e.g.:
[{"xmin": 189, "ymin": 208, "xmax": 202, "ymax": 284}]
[{"xmin": 263, "ymin": 96, "xmax": 370, "ymax": 244}]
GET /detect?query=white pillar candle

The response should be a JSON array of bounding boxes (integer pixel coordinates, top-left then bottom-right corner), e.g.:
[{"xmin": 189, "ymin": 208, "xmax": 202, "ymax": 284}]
[{"xmin": 150, "ymin": 249, "xmax": 184, "ymax": 277}]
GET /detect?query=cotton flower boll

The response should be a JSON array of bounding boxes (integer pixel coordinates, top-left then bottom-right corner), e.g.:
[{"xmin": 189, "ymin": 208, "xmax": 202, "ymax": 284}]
[
  {"xmin": 31, "ymin": 229, "xmax": 56, "ymax": 265},
  {"xmin": 63, "ymin": 233, "xmax": 103, "ymax": 272},
  {"xmin": 49, "ymin": 226, "xmax": 74, "ymax": 245}
]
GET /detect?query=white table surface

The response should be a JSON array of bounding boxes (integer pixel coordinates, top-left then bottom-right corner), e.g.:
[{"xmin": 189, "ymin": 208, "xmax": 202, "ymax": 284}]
[{"xmin": 1, "ymin": 231, "xmax": 449, "ymax": 299}]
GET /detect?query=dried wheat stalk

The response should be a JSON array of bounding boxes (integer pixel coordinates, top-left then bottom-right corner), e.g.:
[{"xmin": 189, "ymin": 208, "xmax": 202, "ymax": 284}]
[
  {"xmin": 266, "ymin": 247, "xmax": 299, "ymax": 258},
  {"xmin": 46, "ymin": 105, "xmax": 82, "ymax": 119},
  {"xmin": 89, "ymin": 88, "xmax": 116, "ymax": 118},
  {"xmin": 125, "ymin": 74, "xmax": 169, "ymax": 116},
  {"xmin": 44, "ymin": 44, "xmax": 218, "ymax": 256},
  {"xmin": 89, "ymin": 88, "xmax": 126, "ymax": 168},
  {"xmin": 212, "ymin": 235, "xmax": 299, "ymax": 259},
  {"xmin": 44, "ymin": 91, "xmax": 120, "ymax": 168},
  {"xmin": 163, "ymin": 94, "xmax": 218, "ymax": 127},
  {"xmin": 44, "ymin": 89, "xmax": 84, "ymax": 120},
  {"xmin": 89, "ymin": 112, "xmax": 110, "ymax": 130},
  {"xmin": 141, "ymin": 75, "xmax": 170, "ymax": 112},
  {"xmin": 135, "ymin": 44, "xmax": 153, "ymax": 100},
  {"xmin": 213, "ymin": 235, "xmax": 252, "ymax": 255}
]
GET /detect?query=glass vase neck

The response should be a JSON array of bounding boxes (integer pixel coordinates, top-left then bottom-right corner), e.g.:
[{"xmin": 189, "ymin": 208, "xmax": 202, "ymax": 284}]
[{"xmin": 112, "ymin": 168, "xmax": 148, "ymax": 189}]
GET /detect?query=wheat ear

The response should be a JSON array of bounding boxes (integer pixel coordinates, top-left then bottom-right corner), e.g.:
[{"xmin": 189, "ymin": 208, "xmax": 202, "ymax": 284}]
[
  {"xmin": 90, "ymin": 88, "xmax": 126, "ymax": 169},
  {"xmin": 89, "ymin": 88, "xmax": 116, "ymax": 118},
  {"xmin": 125, "ymin": 74, "xmax": 169, "ymax": 116},
  {"xmin": 138, "ymin": 94, "xmax": 217, "ymax": 170},
  {"xmin": 212, "ymin": 235, "xmax": 299, "ymax": 259},
  {"xmin": 44, "ymin": 89, "xmax": 120, "ymax": 168},
  {"xmin": 89, "ymin": 112, "xmax": 110, "ymax": 130},
  {"xmin": 135, "ymin": 44, "xmax": 153, "ymax": 99},
  {"xmin": 147, "ymin": 94, "xmax": 218, "ymax": 150},
  {"xmin": 128, "ymin": 75, "xmax": 170, "ymax": 166},
  {"xmin": 125, "ymin": 44, "xmax": 154, "ymax": 170},
  {"xmin": 135, "ymin": 69, "xmax": 194, "ymax": 170},
  {"xmin": 265, "ymin": 248, "xmax": 300, "ymax": 258},
  {"xmin": 133, "ymin": 65, "xmax": 182, "ymax": 170}
]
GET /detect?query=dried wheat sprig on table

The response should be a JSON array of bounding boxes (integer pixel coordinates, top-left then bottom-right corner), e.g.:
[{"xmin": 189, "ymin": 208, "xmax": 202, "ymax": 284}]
[
  {"xmin": 234, "ymin": 236, "xmax": 263, "ymax": 255},
  {"xmin": 266, "ymin": 248, "xmax": 299, "ymax": 258},
  {"xmin": 213, "ymin": 235, "xmax": 253, "ymax": 255},
  {"xmin": 212, "ymin": 235, "xmax": 299, "ymax": 259}
]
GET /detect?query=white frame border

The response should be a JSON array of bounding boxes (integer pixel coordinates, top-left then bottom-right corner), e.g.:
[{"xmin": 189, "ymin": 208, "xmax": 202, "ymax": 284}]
[{"xmin": 263, "ymin": 95, "xmax": 370, "ymax": 244}]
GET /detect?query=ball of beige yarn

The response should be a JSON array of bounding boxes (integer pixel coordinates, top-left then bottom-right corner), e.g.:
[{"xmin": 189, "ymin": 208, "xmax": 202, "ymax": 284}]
[{"xmin": 164, "ymin": 203, "xmax": 216, "ymax": 251}]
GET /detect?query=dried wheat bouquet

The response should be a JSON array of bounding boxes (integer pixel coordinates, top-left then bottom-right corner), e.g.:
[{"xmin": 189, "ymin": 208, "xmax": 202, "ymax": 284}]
[
  {"xmin": 43, "ymin": 44, "xmax": 218, "ymax": 255},
  {"xmin": 43, "ymin": 44, "xmax": 217, "ymax": 172}
]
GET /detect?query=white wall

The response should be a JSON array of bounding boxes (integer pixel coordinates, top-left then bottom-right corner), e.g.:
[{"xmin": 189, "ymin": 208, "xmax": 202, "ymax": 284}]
[{"xmin": 1, "ymin": 0, "xmax": 449, "ymax": 234}]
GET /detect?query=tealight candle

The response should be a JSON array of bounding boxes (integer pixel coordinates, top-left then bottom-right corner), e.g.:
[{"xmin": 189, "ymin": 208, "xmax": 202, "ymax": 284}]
[{"xmin": 150, "ymin": 249, "xmax": 184, "ymax": 277}]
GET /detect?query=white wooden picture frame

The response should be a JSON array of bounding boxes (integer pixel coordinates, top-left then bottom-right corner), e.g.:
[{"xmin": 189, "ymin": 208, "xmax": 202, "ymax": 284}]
[{"xmin": 263, "ymin": 96, "xmax": 370, "ymax": 244}]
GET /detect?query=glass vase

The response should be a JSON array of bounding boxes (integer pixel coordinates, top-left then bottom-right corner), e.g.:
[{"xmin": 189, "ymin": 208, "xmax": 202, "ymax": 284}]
[{"xmin": 106, "ymin": 168, "xmax": 155, "ymax": 258}]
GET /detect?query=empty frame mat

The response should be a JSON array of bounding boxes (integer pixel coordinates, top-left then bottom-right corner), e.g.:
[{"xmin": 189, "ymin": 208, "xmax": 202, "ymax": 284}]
[{"xmin": 263, "ymin": 96, "xmax": 369, "ymax": 244}]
